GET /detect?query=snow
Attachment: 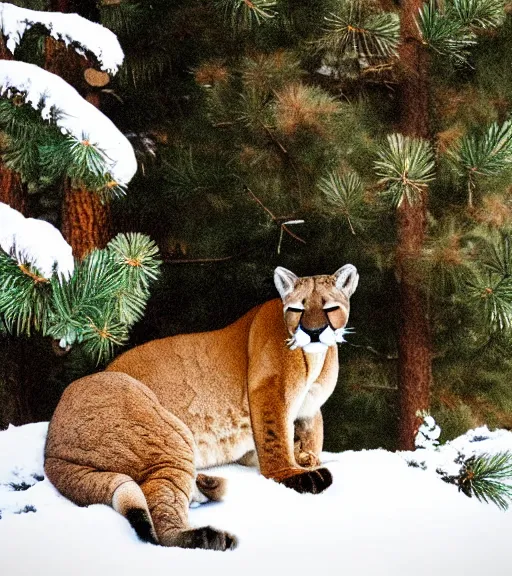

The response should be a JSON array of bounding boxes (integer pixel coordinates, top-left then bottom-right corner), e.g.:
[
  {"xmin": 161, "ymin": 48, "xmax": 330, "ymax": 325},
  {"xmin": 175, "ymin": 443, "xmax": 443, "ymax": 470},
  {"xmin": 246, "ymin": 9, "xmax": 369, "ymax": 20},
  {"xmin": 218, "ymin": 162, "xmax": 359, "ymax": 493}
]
[
  {"xmin": 0, "ymin": 3, "xmax": 124, "ymax": 74},
  {"xmin": 0, "ymin": 202, "xmax": 74, "ymax": 278},
  {"xmin": 415, "ymin": 412, "xmax": 441, "ymax": 449},
  {"xmin": 1, "ymin": 423, "xmax": 511, "ymax": 576},
  {"xmin": 0, "ymin": 60, "xmax": 137, "ymax": 185}
]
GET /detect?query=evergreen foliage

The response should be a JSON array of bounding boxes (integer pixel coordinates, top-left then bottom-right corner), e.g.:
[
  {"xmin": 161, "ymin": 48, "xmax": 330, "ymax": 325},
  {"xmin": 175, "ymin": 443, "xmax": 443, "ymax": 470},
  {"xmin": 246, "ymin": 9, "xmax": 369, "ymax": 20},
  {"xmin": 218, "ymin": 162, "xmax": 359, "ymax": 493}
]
[
  {"xmin": 0, "ymin": 233, "xmax": 161, "ymax": 364},
  {"xmin": 448, "ymin": 119, "xmax": 512, "ymax": 206},
  {"xmin": 418, "ymin": 0, "xmax": 506, "ymax": 65},
  {"xmin": 102, "ymin": 0, "xmax": 512, "ymax": 448},
  {"xmin": 439, "ymin": 451, "xmax": 512, "ymax": 511},
  {"xmin": 317, "ymin": 169, "xmax": 368, "ymax": 234},
  {"xmin": 315, "ymin": 0, "xmax": 400, "ymax": 64},
  {"xmin": 216, "ymin": 0, "xmax": 278, "ymax": 31},
  {"xmin": 4, "ymin": 0, "xmax": 512, "ymax": 446},
  {"xmin": 374, "ymin": 134, "xmax": 436, "ymax": 207},
  {"xmin": 0, "ymin": 93, "xmax": 125, "ymax": 198}
]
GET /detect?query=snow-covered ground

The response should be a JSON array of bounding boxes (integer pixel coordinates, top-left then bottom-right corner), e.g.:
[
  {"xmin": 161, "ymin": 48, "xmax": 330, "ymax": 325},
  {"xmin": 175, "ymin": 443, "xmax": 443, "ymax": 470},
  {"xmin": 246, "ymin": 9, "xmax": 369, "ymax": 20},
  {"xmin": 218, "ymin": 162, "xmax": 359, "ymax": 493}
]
[{"xmin": 1, "ymin": 422, "xmax": 511, "ymax": 576}]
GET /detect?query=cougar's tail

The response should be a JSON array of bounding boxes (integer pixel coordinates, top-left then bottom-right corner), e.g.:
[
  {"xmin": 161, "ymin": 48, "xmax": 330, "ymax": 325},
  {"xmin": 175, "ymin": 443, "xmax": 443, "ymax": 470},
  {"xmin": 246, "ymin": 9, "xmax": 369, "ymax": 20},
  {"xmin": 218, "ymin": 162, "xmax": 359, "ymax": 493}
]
[{"xmin": 112, "ymin": 481, "xmax": 158, "ymax": 544}]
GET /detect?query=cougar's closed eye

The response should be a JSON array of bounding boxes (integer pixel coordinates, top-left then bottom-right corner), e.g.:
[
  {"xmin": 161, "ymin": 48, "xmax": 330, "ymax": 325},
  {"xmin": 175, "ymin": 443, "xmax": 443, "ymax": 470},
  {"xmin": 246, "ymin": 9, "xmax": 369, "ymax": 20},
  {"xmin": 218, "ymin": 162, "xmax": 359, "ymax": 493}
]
[
  {"xmin": 323, "ymin": 305, "xmax": 340, "ymax": 313},
  {"xmin": 287, "ymin": 306, "xmax": 304, "ymax": 313}
]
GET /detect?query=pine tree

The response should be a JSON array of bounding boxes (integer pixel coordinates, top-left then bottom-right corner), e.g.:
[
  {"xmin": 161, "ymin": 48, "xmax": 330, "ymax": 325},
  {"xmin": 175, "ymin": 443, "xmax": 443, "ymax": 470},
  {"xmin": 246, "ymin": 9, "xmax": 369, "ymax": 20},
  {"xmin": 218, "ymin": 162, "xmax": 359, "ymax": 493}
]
[
  {"xmin": 3, "ymin": 0, "xmax": 512, "ymax": 448},
  {"xmin": 102, "ymin": 0, "xmax": 512, "ymax": 450},
  {"xmin": 0, "ymin": 3, "xmax": 159, "ymax": 426}
]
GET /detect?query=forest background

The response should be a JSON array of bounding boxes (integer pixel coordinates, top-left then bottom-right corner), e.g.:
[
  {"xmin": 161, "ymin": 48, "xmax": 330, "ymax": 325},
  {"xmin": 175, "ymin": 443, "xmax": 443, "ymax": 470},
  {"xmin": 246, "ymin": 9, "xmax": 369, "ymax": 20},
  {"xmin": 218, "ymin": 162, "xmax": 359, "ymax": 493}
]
[{"xmin": 2, "ymin": 0, "xmax": 512, "ymax": 454}]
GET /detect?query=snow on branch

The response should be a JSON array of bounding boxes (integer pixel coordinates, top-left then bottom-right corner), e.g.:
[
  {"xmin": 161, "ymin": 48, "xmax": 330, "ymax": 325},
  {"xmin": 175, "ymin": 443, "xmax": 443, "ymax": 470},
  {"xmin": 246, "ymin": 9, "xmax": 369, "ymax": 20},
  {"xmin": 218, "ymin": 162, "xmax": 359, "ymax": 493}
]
[
  {"xmin": 0, "ymin": 60, "xmax": 137, "ymax": 185},
  {"xmin": 0, "ymin": 2, "xmax": 124, "ymax": 74},
  {"xmin": 0, "ymin": 202, "xmax": 74, "ymax": 279}
]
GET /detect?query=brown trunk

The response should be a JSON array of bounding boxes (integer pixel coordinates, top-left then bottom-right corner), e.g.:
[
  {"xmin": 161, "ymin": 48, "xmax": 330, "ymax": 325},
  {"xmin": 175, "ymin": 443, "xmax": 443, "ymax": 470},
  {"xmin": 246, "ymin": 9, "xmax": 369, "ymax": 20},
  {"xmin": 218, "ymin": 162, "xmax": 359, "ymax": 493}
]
[
  {"xmin": 0, "ymin": 167, "xmax": 28, "ymax": 214},
  {"xmin": 0, "ymin": 35, "xmax": 30, "ymax": 215},
  {"xmin": 44, "ymin": 31, "xmax": 112, "ymax": 259},
  {"xmin": 51, "ymin": 0, "xmax": 70, "ymax": 12},
  {"xmin": 396, "ymin": 0, "xmax": 432, "ymax": 450},
  {"xmin": 0, "ymin": 335, "xmax": 65, "ymax": 429},
  {"xmin": 61, "ymin": 182, "xmax": 111, "ymax": 259}
]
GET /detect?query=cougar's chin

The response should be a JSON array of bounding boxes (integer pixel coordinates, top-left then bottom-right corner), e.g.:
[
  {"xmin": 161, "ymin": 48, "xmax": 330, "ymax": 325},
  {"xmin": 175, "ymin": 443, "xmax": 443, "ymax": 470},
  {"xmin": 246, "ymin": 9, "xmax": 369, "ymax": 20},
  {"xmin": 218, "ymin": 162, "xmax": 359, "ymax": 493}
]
[{"xmin": 303, "ymin": 342, "xmax": 329, "ymax": 354}]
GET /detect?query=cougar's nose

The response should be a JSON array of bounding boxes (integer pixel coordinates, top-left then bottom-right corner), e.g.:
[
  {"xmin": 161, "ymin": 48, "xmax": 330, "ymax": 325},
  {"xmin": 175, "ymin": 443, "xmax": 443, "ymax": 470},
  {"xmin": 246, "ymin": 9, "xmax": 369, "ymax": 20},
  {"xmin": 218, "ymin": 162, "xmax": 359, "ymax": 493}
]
[{"xmin": 300, "ymin": 325, "xmax": 327, "ymax": 343}]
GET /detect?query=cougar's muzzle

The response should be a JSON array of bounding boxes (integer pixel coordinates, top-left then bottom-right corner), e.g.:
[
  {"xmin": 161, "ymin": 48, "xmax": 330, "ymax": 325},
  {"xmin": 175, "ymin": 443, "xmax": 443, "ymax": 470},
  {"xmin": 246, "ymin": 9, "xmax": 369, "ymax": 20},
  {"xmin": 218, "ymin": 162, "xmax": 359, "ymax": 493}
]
[{"xmin": 300, "ymin": 325, "xmax": 326, "ymax": 343}]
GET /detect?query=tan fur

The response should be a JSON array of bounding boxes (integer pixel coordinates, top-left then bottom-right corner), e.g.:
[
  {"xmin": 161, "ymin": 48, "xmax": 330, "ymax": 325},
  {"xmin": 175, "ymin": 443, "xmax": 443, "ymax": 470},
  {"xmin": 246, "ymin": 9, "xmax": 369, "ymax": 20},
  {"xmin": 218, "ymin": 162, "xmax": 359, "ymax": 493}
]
[{"xmin": 44, "ymin": 265, "xmax": 358, "ymax": 549}]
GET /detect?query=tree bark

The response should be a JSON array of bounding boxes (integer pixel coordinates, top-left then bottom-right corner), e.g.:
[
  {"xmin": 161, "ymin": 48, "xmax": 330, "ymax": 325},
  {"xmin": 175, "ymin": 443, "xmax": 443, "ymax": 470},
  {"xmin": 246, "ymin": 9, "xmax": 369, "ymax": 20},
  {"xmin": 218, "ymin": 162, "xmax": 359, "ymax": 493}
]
[
  {"xmin": 0, "ymin": 35, "xmax": 29, "ymax": 216},
  {"xmin": 396, "ymin": 0, "xmax": 432, "ymax": 450},
  {"xmin": 0, "ymin": 167, "xmax": 28, "ymax": 214},
  {"xmin": 44, "ymin": 15, "xmax": 112, "ymax": 259},
  {"xmin": 51, "ymin": 0, "xmax": 70, "ymax": 13},
  {"xmin": 61, "ymin": 183, "xmax": 111, "ymax": 259}
]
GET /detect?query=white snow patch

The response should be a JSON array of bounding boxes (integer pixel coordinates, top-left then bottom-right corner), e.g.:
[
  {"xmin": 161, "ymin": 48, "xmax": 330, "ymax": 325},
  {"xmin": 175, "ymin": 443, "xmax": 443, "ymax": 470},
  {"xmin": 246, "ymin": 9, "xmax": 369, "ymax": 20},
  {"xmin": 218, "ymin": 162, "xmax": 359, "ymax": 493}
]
[
  {"xmin": 0, "ymin": 202, "xmax": 74, "ymax": 278},
  {"xmin": 0, "ymin": 60, "xmax": 137, "ymax": 185},
  {"xmin": 1, "ymin": 422, "xmax": 512, "ymax": 575},
  {"xmin": 0, "ymin": 3, "xmax": 124, "ymax": 74}
]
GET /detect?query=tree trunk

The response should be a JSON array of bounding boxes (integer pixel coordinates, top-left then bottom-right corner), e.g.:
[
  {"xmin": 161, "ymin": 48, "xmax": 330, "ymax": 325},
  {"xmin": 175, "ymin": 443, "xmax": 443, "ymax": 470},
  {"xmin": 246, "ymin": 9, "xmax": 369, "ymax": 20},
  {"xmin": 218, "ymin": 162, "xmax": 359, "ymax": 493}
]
[
  {"xmin": 61, "ymin": 183, "xmax": 111, "ymax": 258},
  {"xmin": 0, "ymin": 35, "xmax": 29, "ymax": 216},
  {"xmin": 51, "ymin": 0, "xmax": 70, "ymax": 13},
  {"xmin": 0, "ymin": 335, "xmax": 65, "ymax": 429},
  {"xmin": 44, "ymin": 17, "xmax": 112, "ymax": 259},
  {"xmin": 0, "ymin": 167, "xmax": 28, "ymax": 214},
  {"xmin": 396, "ymin": 0, "xmax": 432, "ymax": 450}
]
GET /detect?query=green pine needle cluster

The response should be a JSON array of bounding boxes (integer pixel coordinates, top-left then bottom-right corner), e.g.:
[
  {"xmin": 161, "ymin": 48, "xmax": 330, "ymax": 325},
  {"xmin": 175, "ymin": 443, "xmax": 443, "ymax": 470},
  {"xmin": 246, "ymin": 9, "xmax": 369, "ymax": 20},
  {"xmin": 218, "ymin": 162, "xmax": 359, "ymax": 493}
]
[
  {"xmin": 440, "ymin": 451, "xmax": 512, "ymax": 511},
  {"xmin": 317, "ymin": 169, "xmax": 368, "ymax": 234},
  {"xmin": 0, "ymin": 233, "xmax": 161, "ymax": 365},
  {"xmin": 448, "ymin": 119, "xmax": 512, "ymax": 206},
  {"xmin": 418, "ymin": 0, "xmax": 506, "ymax": 65},
  {"xmin": 314, "ymin": 0, "xmax": 399, "ymax": 76},
  {"xmin": 463, "ymin": 232, "xmax": 512, "ymax": 332},
  {"xmin": 0, "ymin": 252, "xmax": 52, "ymax": 336},
  {"xmin": 215, "ymin": 0, "xmax": 278, "ymax": 31},
  {"xmin": 374, "ymin": 134, "xmax": 436, "ymax": 207},
  {"xmin": 0, "ymin": 94, "xmax": 125, "ymax": 198}
]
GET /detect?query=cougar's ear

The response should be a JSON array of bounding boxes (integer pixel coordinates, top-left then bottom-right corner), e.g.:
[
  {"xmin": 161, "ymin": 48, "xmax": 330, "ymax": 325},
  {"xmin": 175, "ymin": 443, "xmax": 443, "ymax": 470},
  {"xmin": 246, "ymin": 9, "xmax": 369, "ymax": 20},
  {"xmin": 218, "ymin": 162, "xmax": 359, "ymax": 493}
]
[
  {"xmin": 274, "ymin": 266, "xmax": 299, "ymax": 299},
  {"xmin": 334, "ymin": 264, "xmax": 359, "ymax": 297}
]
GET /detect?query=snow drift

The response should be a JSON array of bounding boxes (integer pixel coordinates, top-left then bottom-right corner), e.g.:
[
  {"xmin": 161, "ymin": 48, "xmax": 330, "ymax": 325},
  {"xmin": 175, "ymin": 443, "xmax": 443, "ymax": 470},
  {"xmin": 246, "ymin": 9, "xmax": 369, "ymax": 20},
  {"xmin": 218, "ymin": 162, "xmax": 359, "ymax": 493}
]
[{"xmin": 1, "ymin": 422, "xmax": 512, "ymax": 576}]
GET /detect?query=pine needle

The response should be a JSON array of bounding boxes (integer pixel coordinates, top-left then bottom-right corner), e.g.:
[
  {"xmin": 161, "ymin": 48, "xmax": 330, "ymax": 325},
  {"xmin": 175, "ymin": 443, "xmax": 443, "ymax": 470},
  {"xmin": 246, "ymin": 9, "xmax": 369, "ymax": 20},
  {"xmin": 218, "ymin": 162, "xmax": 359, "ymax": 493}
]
[
  {"xmin": 440, "ymin": 451, "xmax": 512, "ymax": 511},
  {"xmin": 374, "ymin": 134, "xmax": 436, "ymax": 207}
]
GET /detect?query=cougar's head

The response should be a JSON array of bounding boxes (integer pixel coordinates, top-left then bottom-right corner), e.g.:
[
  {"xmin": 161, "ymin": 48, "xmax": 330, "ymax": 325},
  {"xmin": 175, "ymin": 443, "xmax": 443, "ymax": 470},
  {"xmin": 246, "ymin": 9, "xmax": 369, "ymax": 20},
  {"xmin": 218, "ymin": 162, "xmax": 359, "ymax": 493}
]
[{"xmin": 274, "ymin": 264, "xmax": 359, "ymax": 354}]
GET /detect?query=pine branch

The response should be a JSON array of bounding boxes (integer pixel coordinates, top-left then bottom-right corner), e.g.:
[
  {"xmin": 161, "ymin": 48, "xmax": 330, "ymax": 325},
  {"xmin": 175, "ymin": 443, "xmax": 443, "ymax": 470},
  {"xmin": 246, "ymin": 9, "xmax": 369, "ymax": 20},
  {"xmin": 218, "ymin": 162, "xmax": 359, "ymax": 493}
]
[
  {"xmin": 80, "ymin": 308, "xmax": 130, "ymax": 367},
  {"xmin": 99, "ymin": 0, "xmax": 144, "ymax": 37},
  {"xmin": 0, "ymin": 250, "xmax": 52, "ymax": 336},
  {"xmin": 0, "ymin": 93, "xmax": 128, "ymax": 199},
  {"xmin": 448, "ymin": 0, "xmax": 506, "ymax": 30},
  {"xmin": 439, "ymin": 451, "xmax": 512, "ymax": 511},
  {"xmin": 417, "ymin": 0, "xmax": 476, "ymax": 65},
  {"xmin": 314, "ymin": 0, "xmax": 399, "ymax": 74},
  {"xmin": 245, "ymin": 186, "xmax": 306, "ymax": 250},
  {"xmin": 447, "ymin": 120, "xmax": 512, "ymax": 206},
  {"xmin": 374, "ymin": 134, "xmax": 436, "ymax": 207},
  {"xmin": 107, "ymin": 233, "xmax": 161, "ymax": 324},
  {"xmin": 463, "ymin": 231, "xmax": 512, "ymax": 331},
  {"xmin": 1, "ymin": 233, "xmax": 161, "ymax": 364},
  {"xmin": 215, "ymin": 0, "xmax": 278, "ymax": 32},
  {"xmin": 318, "ymin": 170, "xmax": 367, "ymax": 234},
  {"xmin": 418, "ymin": 0, "xmax": 506, "ymax": 65},
  {"xmin": 48, "ymin": 249, "xmax": 123, "ymax": 347},
  {"xmin": 449, "ymin": 120, "xmax": 512, "ymax": 176}
]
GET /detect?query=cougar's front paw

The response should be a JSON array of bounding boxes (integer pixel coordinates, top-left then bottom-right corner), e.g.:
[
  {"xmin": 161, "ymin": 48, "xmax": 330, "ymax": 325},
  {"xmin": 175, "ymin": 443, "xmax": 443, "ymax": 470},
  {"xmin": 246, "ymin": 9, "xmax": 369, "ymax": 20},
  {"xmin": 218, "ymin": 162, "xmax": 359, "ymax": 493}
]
[{"xmin": 280, "ymin": 467, "xmax": 332, "ymax": 494}]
